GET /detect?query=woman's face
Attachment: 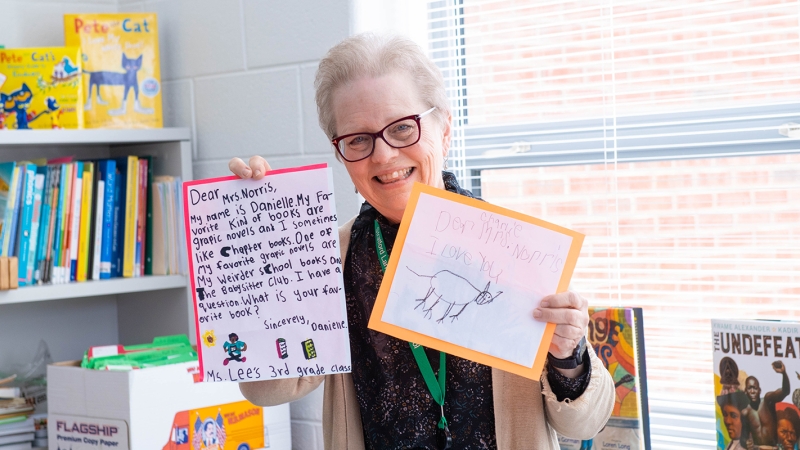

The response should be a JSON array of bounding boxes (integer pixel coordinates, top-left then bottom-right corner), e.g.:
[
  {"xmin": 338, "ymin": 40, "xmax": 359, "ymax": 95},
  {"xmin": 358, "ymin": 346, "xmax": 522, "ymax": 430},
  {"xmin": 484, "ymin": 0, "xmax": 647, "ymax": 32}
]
[
  {"xmin": 722, "ymin": 404, "xmax": 742, "ymax": 440},
  {"xmin": 332, "ymin": 72, "xmax": 450, "ymax": 224},
  {"xmin": 778, "ymin": 418, "xmax": 797, "ymax": 449}
]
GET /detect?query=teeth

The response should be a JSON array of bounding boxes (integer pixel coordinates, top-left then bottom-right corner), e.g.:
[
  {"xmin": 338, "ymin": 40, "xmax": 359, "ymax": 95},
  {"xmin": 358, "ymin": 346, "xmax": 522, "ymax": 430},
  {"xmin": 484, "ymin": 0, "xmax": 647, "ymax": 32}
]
[{"xmin": 377, "ymin": 168, "xmax": 412, "ymax": 183}]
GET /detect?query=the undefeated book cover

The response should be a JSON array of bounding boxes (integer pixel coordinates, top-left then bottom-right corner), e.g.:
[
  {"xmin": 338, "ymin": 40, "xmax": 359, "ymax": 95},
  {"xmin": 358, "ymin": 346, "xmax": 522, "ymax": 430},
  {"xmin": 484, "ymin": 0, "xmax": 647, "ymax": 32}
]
[{"xmin": 712, "ymin": 319, "xmax": 800, "ymax": 450}]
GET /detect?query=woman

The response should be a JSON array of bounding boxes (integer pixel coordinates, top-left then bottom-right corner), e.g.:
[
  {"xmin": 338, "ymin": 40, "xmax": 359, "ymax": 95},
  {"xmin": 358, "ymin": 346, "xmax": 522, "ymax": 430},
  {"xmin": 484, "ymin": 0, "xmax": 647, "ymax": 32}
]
[
  {"xmin": 230, "ymin": 34, "xmax": 614, "ymax": 449},
  {"xmin": 717, "ymin": 392, "xmax": 749, "ymax": 450},
  {"xmin": 777, "ymin": 408, "xmax": 800, "ymax": 450}
]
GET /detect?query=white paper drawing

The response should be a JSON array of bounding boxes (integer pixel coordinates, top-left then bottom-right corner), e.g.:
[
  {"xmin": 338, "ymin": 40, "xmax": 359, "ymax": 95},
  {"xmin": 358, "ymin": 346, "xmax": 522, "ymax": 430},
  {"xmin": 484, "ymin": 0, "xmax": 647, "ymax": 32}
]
[{"xmin": 380, "ymin": 192, "xmax": 573, "ymax": 368}]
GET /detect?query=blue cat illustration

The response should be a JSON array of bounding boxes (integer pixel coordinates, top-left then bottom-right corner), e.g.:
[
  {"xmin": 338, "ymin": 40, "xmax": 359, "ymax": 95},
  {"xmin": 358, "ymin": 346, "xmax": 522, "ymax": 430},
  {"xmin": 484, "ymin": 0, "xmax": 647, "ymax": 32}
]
[
  {"xmin": 1, "ymin": 83, "xmax": 57, "ymax": 129},
  {"xmin": 84, "ymin": 53, "xmax": 153, "ymax": 115}
]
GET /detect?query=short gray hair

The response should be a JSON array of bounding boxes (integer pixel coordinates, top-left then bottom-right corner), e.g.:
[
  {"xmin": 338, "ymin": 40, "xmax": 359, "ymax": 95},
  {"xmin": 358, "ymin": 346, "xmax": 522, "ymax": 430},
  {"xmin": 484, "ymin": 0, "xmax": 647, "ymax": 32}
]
[{"xmin": 315, "ymin": 33, "xmax": 451, "ymax": 141}]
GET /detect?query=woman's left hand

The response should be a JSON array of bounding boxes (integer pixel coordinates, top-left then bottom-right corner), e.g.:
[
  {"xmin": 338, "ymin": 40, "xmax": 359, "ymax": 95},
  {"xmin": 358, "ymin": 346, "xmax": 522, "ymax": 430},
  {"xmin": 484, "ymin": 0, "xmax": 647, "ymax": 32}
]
[{"xmin": 533, "ymin": 291, "xmax": 589, "ymax": 359}]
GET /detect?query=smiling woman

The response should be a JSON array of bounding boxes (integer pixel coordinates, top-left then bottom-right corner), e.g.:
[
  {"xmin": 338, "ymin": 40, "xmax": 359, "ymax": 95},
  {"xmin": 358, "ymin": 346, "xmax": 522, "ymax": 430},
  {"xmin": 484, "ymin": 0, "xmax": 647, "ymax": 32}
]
[{"xmin": 228, "ymin": 34, "xmax": 615, "ymax": 450}]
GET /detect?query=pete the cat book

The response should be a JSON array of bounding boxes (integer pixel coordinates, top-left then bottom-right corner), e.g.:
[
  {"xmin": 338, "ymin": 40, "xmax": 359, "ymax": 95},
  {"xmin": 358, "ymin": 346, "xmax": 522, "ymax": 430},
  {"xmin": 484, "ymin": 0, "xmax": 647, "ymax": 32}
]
[
  {"xmin": 64, "ymin": 13, "xmax": 162, "ymax": 128},
  {"xmin": 0, "ymin": 47, "xmax": 83, "ymax": 130}
]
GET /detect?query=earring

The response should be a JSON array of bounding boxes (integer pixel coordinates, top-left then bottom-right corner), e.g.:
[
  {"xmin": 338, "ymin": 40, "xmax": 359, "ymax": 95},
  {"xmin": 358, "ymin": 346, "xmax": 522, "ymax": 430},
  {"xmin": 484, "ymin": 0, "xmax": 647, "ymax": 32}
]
[
  {"xmin": 443, "ymin": 155, "xmax": 449, "ymax": 170},
  {"xmin": 354, "ymin": 186, "xmax": 358, "ymax": 194}
]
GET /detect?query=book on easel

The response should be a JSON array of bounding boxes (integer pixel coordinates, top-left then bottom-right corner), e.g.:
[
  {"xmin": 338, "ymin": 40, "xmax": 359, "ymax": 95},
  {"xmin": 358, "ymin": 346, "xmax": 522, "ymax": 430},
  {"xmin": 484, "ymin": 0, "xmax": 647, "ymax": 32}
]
[
  {"xmin": 712, "ymin": 319, "xmax": 800, "ymax": 450},
  {"xmin": 558, "ymin": 307, "xmax": 650, "ymax": 450}
]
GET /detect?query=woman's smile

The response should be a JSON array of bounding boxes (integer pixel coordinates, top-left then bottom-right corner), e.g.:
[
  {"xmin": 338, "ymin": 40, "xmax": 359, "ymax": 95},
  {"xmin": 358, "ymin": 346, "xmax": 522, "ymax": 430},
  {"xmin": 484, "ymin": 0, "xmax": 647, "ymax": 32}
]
[{"xmin": 375, "ymin": 167, "xmax": 414, "ymax": 184}]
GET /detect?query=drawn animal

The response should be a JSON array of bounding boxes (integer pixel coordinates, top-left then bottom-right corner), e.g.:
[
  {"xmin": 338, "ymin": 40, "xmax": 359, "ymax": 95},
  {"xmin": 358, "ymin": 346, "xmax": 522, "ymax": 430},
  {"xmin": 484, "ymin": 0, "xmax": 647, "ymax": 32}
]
[
  {"xmin": 406, "ymin": 266, "xmax": 503, "ymax": 323},
  {"xmin": 84, "ymin": 53, "xmax": 153, "ymax": 115},
  {"xmin": 52, "ymin": 56, "xmax": 79, "ymax": 81},
  {"xmin": 1, "ymin": 83, "xmax": 55, "ymax": 129}
]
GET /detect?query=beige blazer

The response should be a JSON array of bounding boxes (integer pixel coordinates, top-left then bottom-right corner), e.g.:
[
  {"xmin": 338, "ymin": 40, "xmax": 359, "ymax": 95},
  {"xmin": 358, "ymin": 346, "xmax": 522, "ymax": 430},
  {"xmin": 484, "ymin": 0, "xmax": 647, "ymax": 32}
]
[{"xmin": 240, "ymin": 217, "xmax": 616, "ymax": 449}]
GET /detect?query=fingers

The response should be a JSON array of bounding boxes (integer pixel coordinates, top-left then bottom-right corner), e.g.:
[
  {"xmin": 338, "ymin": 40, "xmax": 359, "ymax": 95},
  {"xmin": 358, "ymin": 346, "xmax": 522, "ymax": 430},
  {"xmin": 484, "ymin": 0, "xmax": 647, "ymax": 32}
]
[
  {"xmin": 248, "ymin": 155, "xmax": 271, "ymax": 180},
  {"xmin": 228, "ymin": 156, "xmax": 272, "ymax": 179},
  {"xmin": 534, "ymin": 306, "xmax": 587, "ymax": 327},
  {"xmin": 533, "ymin": 291, "xmax": 589, "ymax": 359},
  {"xmin": 228, "ymin": 157, "xmax": 252, "ymax": 179},
  {"xmin": 540, "ymin": 291, "xmax": 588, "ymax": 311}
]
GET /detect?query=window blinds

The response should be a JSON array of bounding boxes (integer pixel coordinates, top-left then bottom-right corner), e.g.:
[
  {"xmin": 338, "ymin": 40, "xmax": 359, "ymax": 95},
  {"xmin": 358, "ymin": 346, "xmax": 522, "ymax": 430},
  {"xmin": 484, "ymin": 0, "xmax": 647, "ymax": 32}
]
[{"xmin": 427, "ymin": 1, "xmax": 800, "ymax": 447}]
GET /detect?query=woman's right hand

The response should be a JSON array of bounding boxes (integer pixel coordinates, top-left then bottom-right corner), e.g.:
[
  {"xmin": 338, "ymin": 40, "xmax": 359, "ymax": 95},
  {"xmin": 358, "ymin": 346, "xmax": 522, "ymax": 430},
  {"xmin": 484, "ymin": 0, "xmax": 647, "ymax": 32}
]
[{"xmin": 228, "ymin": 155, "xmax": 272, "ymax": 180}]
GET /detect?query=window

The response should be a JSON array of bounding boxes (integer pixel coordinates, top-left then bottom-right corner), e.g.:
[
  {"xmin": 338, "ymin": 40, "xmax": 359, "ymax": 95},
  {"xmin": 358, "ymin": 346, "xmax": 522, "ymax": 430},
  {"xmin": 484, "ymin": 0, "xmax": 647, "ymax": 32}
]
[{"xmin": 427, "ymin": 1, "xmax": 800, "ymax": 447}]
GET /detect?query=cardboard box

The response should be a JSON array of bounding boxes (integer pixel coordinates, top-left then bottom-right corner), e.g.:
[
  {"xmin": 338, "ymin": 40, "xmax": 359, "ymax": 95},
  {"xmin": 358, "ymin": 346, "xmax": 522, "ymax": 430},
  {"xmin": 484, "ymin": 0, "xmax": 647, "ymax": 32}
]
[{"xmin": 47, "ymin": 361, "xmax": 290, "ymax": 449}]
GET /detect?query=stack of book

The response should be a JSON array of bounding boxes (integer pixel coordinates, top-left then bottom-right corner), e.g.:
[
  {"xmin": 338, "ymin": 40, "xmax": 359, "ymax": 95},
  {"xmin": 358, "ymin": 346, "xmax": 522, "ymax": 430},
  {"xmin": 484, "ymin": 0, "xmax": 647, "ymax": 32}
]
[
  {"xmin": 0, "ymin": 156, "xmax": 184, "ymax": 288},
  {"xmin": 0, "ymin": 380, "xmax": 36, "ymax": 450}
]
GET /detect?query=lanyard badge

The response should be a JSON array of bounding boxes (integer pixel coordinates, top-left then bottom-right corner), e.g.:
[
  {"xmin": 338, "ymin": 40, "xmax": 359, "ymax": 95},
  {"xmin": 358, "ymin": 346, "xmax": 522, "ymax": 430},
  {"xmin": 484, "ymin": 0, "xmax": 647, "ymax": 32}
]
[{"xmin": 374, "ymin": 220, "xmax": 452, "ymax": 449}]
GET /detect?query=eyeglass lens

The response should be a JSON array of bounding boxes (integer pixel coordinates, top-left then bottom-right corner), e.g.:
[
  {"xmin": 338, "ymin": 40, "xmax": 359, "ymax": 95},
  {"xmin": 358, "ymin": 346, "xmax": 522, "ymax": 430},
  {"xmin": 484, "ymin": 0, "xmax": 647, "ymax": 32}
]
[{"xmin": 338, "ymin": 118, "xmax": 420, "ymax": 161}]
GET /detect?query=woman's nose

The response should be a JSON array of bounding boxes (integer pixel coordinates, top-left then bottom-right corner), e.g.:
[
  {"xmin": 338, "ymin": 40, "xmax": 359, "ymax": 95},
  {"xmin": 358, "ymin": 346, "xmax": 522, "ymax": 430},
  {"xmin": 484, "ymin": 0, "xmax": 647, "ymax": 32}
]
[{"xmin": 370, "ymin": 137, "xmax": 398, "ymax": 163}]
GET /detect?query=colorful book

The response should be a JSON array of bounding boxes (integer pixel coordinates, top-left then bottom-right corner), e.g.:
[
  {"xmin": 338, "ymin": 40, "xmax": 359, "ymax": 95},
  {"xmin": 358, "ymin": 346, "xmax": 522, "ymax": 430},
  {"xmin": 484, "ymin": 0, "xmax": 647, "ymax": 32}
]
[
  {"xmin": 24, "ymin": 170, "xmax": 45, "ymax": 285},
  {"xmin": 110, "ymin": 160, "xmax": 126, "ymax": 278},
  {"xmin": 56, "ymin": 162, "xmax": 73, "ymax": 284},
  {"xmin": 76, "ymin": 162, "xmax": 94, "ymax": 281},
  {"xmin": 68, "ymin": 161, "xmax": 83, "ymax": 282},
  {"xmin": 38, "ymin": 165, "xmax": 60, "ymax": 283},
  {"xmin": 91, "ymin": 162, "xmax": 104, "ymax": 280},
  {"xmin": 98, "ymin": 160, "xmax": 116, "ymax": 279},
  {"xmin": 165, "ymin": 178, "xmax": 177, "ymax": 273},
  {"xmin": 0, "ymin": 163, "xmax": 18, "ymax": 255},
  {"xmin": 143, "ymin": 155, "xmax": 154, "ymax": 275},
  {"xmin": 63, "ymin": 13, "xmax": 162, "ymax": 129},
  {"xmin": 712, "ymin": 319, "xmax": 800, "ymax": 450},
  {"xmin": 15, "ymin": 163, "xmax": 37, "ymax": 284},
  {"xmin": 558, "ymin": 307, "xmax": 650, "ymax": 450},
  {"xmin": 33, "ymin": 165, "xmax": 52, "ymax": 283},
  {"xmin": 122, "ymin": 156, "xmax": 138, "ymax": 277},
  {"xmin": 87, "ymin": 162, "xmax": 100, "ymax": 280},
  {"xmin": 135, "ymin": 158, "xmax": 148, "ymax": 277},
  {"xmin": 0, "ymin": 47, "xmax": 83, "ymax": 130},
  {"xmin": 151, "ymin": 181, "xmax": 166, "ymax": 276},
  {"xmin": 0, "ymin": 162, "xmax": 16, "ymax": 248},
  {"xmin": 1, "ymin": 166, "xmax": 22, "ymax": 256}
]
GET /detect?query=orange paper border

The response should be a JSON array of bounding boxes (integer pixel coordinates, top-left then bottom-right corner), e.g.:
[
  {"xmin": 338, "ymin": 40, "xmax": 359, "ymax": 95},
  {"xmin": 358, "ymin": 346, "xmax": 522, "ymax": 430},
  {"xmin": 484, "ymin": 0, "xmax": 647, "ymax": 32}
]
[{"xmin": 368, "ymin": 182, "xmax": 584, "ymax": 380}]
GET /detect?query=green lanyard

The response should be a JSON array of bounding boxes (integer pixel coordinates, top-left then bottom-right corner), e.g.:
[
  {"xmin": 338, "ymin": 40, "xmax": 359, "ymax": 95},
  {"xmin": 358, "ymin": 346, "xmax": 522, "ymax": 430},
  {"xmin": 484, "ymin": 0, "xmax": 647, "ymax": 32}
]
[{"xmin": 373, "ymin": 219, "xmax": 452, "ymax": 443}]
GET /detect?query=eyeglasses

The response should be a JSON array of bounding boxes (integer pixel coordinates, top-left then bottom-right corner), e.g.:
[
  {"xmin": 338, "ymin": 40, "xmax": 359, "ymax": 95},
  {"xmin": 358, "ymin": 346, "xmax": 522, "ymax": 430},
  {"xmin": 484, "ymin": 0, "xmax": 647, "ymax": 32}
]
[{"xmin": 332, "ymin": 107, "xmax": 437, "ymax": 162}]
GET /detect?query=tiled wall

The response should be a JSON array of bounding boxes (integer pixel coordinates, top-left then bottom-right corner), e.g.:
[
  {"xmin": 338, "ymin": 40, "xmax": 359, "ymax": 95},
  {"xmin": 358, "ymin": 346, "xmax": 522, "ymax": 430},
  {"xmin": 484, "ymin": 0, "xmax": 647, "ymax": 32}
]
[{"xmin": 2, "ymin": 1, "xmax": 360, "ymax": 447}]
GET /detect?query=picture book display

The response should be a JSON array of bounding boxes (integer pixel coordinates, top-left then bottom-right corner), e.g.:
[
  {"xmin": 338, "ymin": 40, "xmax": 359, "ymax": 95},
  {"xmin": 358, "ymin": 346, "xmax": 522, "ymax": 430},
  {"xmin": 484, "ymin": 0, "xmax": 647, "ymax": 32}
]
[
  {"xmin": 0, "ymin": 47, "xmax": 83, "ymax": 129},
  {"xmin": 64, "ymin": 13, "xmax": 162, "ymax": 128},
  {"xmin": 368, "ymin": 182, "xmax": 584, "ymax": 380},
  {"xmin": 712, "ymin": 319, "xmax": 800, "ymax": 450},
  {"xmin": 558, "ymin": 307, "xmax": 651, "ymax": 450},
  {"xmin": 183, "ymin": 164, "xmax": 350, "ymax": 382}
]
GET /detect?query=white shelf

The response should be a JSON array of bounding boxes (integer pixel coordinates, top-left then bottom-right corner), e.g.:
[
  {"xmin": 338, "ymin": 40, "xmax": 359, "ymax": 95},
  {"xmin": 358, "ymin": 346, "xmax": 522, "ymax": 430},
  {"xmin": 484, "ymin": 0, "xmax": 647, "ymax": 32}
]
[
  {"xmin": 0, "ymin": 128, "xmax": 191, "ymax": 146},
  {"xmin": 0, "ymin": 275, "xmax": 187, "ymax": 305}
]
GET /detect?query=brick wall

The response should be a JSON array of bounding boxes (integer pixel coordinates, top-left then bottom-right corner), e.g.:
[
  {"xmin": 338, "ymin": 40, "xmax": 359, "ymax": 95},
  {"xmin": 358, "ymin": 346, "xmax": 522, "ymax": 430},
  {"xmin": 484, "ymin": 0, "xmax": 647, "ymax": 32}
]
[
  {"xmin": 461, "ymin": 0, "xmax": 800, "ymax": 403},
  {"xmin": 481, "ymin": 153, "xmax": 800, "ymax": 400},
  {"xmin": 458, "ymin": 0, "xmax": 800, "ymax": 125}
]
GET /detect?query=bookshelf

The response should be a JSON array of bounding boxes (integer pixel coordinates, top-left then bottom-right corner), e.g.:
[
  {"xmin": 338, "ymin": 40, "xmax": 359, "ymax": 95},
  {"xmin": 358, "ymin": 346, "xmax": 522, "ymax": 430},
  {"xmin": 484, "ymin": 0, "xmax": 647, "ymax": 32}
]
[
  {"xmin": 0, "ymin": 275, "xmax": 187, "ymax": 304},
  {"xmin": 0, "ymin": 128, "xmax": 194, "ymax": 368}
]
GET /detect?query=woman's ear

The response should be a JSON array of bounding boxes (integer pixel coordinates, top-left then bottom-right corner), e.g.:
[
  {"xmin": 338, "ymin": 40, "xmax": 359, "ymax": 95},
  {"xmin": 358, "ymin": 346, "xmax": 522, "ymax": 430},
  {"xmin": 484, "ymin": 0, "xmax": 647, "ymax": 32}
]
[{"xmin": 441, "ymin": 111, "xmax": 453, "ymax": 155}]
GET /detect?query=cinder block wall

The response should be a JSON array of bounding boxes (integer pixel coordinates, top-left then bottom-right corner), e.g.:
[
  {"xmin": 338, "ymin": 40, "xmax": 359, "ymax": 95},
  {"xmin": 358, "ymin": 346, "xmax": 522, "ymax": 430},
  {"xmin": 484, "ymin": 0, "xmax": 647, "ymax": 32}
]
[{"xmin": 1, "ymin": 1, "xmax": 361, "ymax": 448}]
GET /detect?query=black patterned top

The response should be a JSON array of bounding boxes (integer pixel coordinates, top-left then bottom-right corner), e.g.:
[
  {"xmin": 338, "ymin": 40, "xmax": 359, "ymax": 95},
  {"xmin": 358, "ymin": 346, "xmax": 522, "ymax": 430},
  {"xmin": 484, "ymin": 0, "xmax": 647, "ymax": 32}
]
[{"xmin": 343, "ymin": 172, "xmax": 590, "ymax": 450}]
